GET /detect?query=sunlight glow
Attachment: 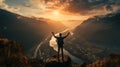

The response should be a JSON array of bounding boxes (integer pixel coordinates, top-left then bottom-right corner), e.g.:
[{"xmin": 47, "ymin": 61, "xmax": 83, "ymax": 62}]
[
  {"xmin": 31, "ymin": 9, "xmax": 90, "ymax": 28},
  {"xmin": 53, "ymin": 10, "xmax": 60, "ymax": 16}
]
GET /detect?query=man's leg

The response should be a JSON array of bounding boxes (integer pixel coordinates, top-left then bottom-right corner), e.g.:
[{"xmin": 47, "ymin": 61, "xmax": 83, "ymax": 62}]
[
  {"xmin": 58, "ymin": 47, "xmax": 60, "ymax": 62},
  {"xmin": 61, "ymin": 47, "xmax": 64, "ymax": 62}
]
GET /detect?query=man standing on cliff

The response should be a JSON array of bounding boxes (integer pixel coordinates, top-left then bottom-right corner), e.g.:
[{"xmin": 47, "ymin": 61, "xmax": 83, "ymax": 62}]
[{"xmin": 51, "ymin": 32, "xmax": 70, "ymax": 62}]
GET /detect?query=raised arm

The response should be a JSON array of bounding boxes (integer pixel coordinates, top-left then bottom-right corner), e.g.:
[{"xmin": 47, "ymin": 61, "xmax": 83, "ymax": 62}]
[
  {"xmin": 63, "ymin": 32, "xmax": 70, "ymax": 39},
  {"xmin": 51, "ymin": 32, "xmax": 57, "ymax": 38}
]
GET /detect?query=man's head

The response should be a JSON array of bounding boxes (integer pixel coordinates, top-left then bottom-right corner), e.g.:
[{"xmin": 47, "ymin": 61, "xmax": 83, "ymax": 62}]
[{"xmin": 59, "ymin": 33, "xmax": 62, "ymax": 37}]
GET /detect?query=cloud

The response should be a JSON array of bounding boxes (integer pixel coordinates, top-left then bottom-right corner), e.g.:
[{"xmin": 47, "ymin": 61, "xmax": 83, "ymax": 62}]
[
  {"xmin": 30, "ymin": 0, "xmax": 120, "ymax": 16},
  {"xmin": 60, "ymin": 0, "xmax": 115, "ymax": 15},
  {"xmin": 23, "ymin": 3, "xmax": 32, "ymax": 8},
  {"xmin": 1, "ymin": 0, "xmax": 119, "ymax": 17},
  {"xmin": 0, "ymin": 0, "xmax": 22, "ymax": 15},
  {"xmin": 66, "ymin": 0, "xmax": 120, "ymax": 14}
]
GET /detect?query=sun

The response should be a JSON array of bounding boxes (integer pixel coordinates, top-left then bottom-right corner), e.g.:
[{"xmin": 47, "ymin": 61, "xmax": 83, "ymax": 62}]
[{"xmin": 52, "ymin": 10, "xmax": 60, "ymax": 16}]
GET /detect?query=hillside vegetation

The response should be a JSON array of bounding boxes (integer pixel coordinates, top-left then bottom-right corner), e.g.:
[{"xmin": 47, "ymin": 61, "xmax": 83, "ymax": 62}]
[{"xmin": 0, "ymin": 37, "xmax": 119, "ymax": 67}]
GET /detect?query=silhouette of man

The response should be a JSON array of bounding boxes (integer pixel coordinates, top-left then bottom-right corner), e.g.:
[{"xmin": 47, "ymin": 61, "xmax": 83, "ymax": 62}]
[{"xmin": 51, "ymin": 32, "xmax": 70, "ymax": 62}]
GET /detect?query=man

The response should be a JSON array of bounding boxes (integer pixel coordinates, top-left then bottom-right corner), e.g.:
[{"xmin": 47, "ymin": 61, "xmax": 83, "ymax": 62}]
[{"xmin": 51, "ymin": 32, "xmax": 70, "ymax": 62}]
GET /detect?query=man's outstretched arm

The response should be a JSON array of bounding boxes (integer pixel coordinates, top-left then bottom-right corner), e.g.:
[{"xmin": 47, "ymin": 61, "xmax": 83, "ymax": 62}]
[
  {"xmin": 51, "ymin": 32, "xmax": 57, "ymax": 38},
  {"xmin": 63, "ymin": 32, "xmax": 70, "ymax": 38}
]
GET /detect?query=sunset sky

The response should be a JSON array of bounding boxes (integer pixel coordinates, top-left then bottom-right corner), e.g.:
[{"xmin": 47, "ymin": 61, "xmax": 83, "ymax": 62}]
[
  {"xmin": 1, "ymin": 0, "xmax": 120, "ymax": 27},
  {"xmin": 0, "ymin": 0, "xmax": 120, "ymax": 63}
]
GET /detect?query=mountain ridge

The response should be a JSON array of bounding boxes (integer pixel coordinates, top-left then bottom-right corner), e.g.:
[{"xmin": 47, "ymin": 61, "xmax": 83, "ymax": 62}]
[
  {"xmin": 63, "ymin": 12, "xmax": 120, "ymax": 63},
  {"xmin": 0, "ymin": 9, "xmax": 66, "ymax": 53}
]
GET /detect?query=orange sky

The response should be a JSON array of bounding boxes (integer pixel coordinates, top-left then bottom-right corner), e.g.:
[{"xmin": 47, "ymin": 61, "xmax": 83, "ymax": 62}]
[{"xmin": 2, "ymin": 0, "xmax": 119, "ymax": 28}]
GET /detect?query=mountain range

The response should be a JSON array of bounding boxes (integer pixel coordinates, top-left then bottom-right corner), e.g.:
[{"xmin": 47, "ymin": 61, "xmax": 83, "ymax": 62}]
[
  {"xmin": 0, "ymin": 9, "xmax": 66, "ymax": 53},
  {"xmin": 64, "ymin": 12, "xmax": 120, "ymax": 62},
  {"xmin": 0, "ymin": 8, "xmax": 120, "ymax": 63}
]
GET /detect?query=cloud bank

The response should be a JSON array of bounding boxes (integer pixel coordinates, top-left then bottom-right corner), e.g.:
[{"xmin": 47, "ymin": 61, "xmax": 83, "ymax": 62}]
[
  {"xmin": 0, "ymin": 0, "xmax": 22, "ymax": 15},
  {"xmin": 30, "ymin": 0, "xmax": 120, "ymax": 16}
]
